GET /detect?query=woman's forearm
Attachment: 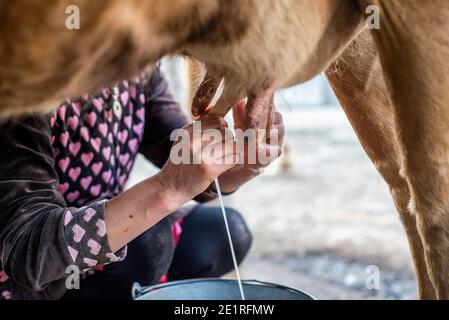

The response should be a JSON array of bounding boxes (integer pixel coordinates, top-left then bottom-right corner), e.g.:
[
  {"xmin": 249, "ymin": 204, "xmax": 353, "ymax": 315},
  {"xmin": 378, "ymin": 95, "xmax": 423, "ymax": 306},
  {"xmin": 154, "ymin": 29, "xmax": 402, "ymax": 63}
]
[{"xmin": 104, "ymin": 172, "xmax": 187, "ymax": 252}]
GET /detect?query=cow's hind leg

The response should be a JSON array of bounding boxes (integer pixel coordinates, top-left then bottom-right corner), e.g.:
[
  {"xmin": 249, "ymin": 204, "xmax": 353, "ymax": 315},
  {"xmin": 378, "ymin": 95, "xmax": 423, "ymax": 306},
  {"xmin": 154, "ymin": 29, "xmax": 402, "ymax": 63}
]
[
  {"xmin": 326, "ymin": 29, "xmax": 436, "ymax": 299},
  {"xmin": 358, "ymin": 0, "xmax": 449, "ymax": 299}
]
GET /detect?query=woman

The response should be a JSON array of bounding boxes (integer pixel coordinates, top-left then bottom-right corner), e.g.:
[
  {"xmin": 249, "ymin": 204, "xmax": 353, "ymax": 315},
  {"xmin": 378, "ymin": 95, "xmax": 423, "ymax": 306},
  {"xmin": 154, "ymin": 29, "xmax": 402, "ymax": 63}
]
[{"xmin": 0, "ymin": 65, "xmax": 284, "ymax": 300}]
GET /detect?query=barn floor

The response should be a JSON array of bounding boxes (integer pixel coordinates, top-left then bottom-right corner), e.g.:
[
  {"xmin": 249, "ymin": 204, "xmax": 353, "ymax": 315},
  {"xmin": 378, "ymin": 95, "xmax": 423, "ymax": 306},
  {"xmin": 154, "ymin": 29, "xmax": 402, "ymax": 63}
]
[{"xmin": 127, "ymin": 107, "xmax": 418, "ymax": 300}]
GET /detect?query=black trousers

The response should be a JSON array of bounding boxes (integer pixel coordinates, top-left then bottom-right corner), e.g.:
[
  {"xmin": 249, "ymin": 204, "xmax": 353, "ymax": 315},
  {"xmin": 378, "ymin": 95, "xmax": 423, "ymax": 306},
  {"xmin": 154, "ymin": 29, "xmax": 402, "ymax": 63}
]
[{"xmin": 62, "ymin": 205, "xmax": 252, "ymax": 300}]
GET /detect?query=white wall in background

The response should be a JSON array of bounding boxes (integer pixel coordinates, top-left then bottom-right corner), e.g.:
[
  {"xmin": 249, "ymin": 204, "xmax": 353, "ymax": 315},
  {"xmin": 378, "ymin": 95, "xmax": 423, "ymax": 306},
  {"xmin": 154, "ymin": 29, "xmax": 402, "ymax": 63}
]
[{"xmin": 276, "ymin": 75, "xmax": 339, "ymax": 110}]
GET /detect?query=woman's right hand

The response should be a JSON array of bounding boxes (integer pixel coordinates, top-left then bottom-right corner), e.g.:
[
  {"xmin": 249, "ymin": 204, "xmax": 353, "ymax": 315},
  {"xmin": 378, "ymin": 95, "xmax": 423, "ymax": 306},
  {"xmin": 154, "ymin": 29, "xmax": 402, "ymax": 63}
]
[{"xmin": 156, "ymin": 114, "xmax": 237, "ymax": 206}]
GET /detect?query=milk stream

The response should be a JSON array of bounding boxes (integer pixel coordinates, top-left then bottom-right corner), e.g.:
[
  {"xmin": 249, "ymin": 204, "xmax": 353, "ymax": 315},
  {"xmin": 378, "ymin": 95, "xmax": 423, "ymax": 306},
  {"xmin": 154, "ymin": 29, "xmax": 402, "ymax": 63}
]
[{"xmin": 214, "ymin": 179, "xmax": 246, "ymax": 300}]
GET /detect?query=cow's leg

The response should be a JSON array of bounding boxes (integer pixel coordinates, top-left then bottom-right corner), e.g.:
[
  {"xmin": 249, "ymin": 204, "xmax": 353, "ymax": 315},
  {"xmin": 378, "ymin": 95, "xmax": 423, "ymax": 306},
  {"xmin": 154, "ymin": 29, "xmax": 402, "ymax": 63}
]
[
  {"xmin": 326, "ymin": 29, "xmax": 436, "ymax": 299},
  {"xmin": 358, "ymin": 0, "xmax": 449, "ymax": 299}
]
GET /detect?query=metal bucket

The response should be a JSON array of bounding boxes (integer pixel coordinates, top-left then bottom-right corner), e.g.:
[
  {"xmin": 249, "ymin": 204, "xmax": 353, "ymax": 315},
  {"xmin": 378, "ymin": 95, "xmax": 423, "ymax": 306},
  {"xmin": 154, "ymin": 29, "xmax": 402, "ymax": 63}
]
[{"xmin": 132, "ymin": 279, "xmax": 315, "ymax": 300}]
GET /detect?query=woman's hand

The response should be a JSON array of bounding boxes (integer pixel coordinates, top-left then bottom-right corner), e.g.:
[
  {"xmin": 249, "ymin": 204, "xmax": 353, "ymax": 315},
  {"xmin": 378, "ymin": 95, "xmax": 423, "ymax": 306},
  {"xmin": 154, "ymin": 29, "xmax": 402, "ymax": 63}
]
[
  {"xmin": 105, "ymin": 106, "xmax": 281, "ymax": 252},
  {"xmin": 218, "ymin": 100, "xmax": 285, "ymax": 193},
  {"xmin": 106, "ymin": 114, "xmax": 237, "ymax": 252},
  {"xmin": 157, "ymin": 114, "xmax": 238, "ymax": 206}
]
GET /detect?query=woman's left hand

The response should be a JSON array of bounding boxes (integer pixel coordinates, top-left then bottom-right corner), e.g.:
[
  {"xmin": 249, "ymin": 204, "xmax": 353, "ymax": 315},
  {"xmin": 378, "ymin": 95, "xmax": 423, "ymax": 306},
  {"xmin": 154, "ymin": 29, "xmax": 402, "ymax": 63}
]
[{"xmin": 218, "ymin": 100, "xmax": 285, "ymax": 194}]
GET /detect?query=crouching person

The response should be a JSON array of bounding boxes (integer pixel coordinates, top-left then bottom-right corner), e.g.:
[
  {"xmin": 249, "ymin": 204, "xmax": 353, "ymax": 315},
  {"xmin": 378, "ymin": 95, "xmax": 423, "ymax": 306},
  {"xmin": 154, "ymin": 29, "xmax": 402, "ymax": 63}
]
[{"xmin": 0, "ymin": 66, "xmax": 284, "ymax": 300}]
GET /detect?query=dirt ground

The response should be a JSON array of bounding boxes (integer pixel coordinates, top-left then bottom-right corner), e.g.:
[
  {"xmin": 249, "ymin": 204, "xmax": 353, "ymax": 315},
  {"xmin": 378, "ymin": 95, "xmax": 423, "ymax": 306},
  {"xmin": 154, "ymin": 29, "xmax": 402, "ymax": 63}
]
[{"xmin": 127, "ymin": 107, "xmax": 418, "ymax": 300}]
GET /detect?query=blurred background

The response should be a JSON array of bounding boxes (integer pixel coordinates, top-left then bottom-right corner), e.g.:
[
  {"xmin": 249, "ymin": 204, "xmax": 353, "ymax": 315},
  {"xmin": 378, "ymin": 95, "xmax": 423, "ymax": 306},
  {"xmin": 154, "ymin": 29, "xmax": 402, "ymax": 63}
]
[{"xmin": 127, "ymin": 57, "xmax": 417, "ymax": 300}]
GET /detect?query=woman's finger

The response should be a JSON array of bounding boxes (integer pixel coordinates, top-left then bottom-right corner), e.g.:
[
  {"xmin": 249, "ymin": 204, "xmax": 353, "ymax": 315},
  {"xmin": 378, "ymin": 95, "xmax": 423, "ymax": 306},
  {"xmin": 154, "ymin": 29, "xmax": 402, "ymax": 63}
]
[
  {"xmin": 250, "ymin": 144, "xmax": 282, "ymax": 167},
  {"xmin": 199, "ymin": 114, "xmax": 229, "ymax": 130},
  {"xmin": 206, "ymin": 140, "xmax": 237, "ymax": 164},
  {"xmin": 271, "ymin": 124, "xmax": 285, "ymax": 147}
]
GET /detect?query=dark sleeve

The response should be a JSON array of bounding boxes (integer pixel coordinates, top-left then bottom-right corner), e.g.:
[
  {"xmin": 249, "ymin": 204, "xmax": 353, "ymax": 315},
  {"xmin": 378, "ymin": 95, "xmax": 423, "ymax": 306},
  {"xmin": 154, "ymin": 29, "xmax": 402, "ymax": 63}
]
[
  {"xmin": 139, "ymin": 67, "xmax": 218, "ymax": 202},
  {"xmin": 0, "ymin": 115, "xmax": 125, "ymax": 298}
]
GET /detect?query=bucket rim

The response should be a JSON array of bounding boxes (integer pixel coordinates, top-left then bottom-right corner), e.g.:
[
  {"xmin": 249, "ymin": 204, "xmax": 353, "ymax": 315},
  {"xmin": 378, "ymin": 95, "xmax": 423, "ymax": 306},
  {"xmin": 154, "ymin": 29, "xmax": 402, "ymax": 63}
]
[{"xmin": 132, "ymin": 278, "xmax": 316, "ymax": 300}]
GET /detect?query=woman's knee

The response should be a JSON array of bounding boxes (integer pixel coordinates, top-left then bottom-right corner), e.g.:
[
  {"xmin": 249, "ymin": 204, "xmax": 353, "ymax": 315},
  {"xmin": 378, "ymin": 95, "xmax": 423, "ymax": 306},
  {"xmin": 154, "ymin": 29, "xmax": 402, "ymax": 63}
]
[
  {"xmin": 124, "ymin": 218, "xmax": 174, "ymax": 284},
  {"xmin": 223, "ymin": 208, "xmax": 253, "ymax": 263},
  {"xmin": 168, "ymin": 206, "xmax": 252, "ymax": 279}
]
